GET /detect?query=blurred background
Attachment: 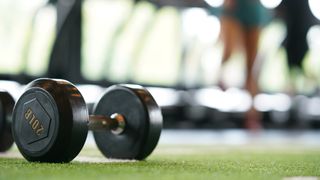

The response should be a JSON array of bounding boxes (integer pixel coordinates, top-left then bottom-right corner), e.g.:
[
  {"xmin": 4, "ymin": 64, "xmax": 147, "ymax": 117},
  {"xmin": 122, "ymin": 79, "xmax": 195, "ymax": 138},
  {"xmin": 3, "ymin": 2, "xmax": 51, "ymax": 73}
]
[{"xmin": 0, "ymin": 0, "xmax": 320, "ymax": 131}]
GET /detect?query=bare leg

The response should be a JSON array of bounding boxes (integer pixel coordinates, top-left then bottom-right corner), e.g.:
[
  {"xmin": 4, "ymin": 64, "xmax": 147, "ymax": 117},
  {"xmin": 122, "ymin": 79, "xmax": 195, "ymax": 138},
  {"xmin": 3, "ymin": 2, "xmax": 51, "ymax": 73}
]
[
  {"xmin": 243, "ymin": 27, "xmax": 262, "ymax": 130},
  {"xmin": 220, "ymin": 17, "xmax": 242, "ymax": 63},
  {"xmin": 219, "ymin": 17, "xmax": 243, "ymax": 89}
]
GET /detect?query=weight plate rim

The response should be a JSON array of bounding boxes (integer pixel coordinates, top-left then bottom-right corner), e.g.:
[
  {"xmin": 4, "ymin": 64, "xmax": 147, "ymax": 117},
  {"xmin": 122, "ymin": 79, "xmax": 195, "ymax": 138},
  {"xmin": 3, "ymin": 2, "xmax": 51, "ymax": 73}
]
[
  {"xmin": 0, "ymin": 91, "xmax": 15, "ymax": 152},
  {"xmin": 12, "ymin": 87, "xmax": 60, "ymax": 158},
  {"xmin": 93, "ymin": 84, "xmax": 162, "ymax": 160},
  {"xmin": 12, "ymin": 78, "xmax": 89, "ymax": 162}
]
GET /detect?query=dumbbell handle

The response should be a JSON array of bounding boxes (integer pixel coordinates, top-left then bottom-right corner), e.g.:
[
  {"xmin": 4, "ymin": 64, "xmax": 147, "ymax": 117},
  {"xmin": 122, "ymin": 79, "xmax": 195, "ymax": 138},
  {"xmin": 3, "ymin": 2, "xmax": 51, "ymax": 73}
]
[{"xmin": 88, "ymin": 113, "xmax": 126, "ymax": 135}]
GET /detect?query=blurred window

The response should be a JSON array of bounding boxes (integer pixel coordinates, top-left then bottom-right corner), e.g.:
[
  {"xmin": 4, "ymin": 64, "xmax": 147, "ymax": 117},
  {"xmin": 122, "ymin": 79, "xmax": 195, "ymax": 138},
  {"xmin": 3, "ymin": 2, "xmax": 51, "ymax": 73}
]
[
  {"xmin": 0, "ymin": 0, "xmax": 56, "ymax": 76},
  {"xmin": 82, "ymin": 0, "xmax": 182, "ymax": 86}
]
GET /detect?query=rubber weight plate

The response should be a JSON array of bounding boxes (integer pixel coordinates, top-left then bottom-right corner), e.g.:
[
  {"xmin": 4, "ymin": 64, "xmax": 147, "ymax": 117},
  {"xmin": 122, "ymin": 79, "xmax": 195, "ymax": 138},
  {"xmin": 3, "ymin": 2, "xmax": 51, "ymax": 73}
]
[
  {"xmin": 93, "ymin": 85, "xmax": 162, "ymax": 160},
  {"xmin": 0, "ymin": 90, "xmax": 15, "ymax": 152},
  {"xmin": 12, "ymin": 79, "xmax": 88, "ymax": 162}
]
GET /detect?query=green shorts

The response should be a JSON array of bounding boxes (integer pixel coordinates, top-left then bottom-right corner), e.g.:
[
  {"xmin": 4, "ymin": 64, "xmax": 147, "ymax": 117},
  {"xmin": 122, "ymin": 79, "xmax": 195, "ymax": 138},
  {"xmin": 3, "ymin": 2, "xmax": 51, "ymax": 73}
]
[{"xmin": 222, "ymin": 0, "xmax": 269, "ymax": 28}]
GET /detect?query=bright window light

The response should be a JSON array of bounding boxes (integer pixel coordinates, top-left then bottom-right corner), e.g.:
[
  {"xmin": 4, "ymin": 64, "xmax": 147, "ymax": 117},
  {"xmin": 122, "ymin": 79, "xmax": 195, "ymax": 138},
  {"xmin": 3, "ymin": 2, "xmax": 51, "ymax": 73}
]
[
  {"xmin": 307, "ymin": 97, "xmax": 320, "ymax": 116},
  {"xmin": 307, "ymin": 25, "xmax": 320, "ymax": 49},
  {"xmin": 182, "ymin": 8, "xmax": 221, "ymax": 43},
  {"xmin": 254, "ymin": 93, "xmax": 291, "ymax": 112},
  {"xmin": 260, "ymin": 0, "xmax": 282, "ymax": 9},
  {"xmin": 195, "ymin": 87, "xmax": 252, "ymax": 112},
  {"xmin": 204, "ymin": 0, "xmax": 224, "ymax": 7},
  {"xmin": 309, "ymin": 0, "xmax": 320, "ymax": 20},
  {"xmin": 147, "ymin": 88, "xmax": 180, "ymax": 107}
]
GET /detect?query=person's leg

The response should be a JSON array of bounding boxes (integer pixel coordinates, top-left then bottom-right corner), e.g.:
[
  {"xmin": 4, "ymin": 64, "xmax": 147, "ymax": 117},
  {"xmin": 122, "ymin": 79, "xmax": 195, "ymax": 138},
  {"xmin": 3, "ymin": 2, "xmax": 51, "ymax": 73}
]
[
  {"xmin": 244, "ymin": 28, "xmax": 260, "ymax": 95},
  {"xmin": 220, "ymin": 16, "xmax": 242, "ymax": 64},
  {"xmin": 243, "ymin": 27, "xmax": 262, "ymax": 129},
  {"xmin": 219, "ymin": 17, "xmax": 243, "ymax": 89}
]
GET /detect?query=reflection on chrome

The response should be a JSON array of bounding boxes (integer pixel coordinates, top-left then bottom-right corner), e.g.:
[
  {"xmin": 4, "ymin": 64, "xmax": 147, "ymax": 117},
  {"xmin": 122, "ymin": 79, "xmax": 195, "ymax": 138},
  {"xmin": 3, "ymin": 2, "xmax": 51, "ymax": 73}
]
[
  {"xmin": 147, "ymin": 87, "xmax": 180, "ymax": 107},
  {"xmin": 305, "ymin": 97, "xmax": 320, "ymax": 116},
  {"xmin": 195, "ymin": 87, "xmax": 252, "ymax": 112},
  {"xmin": 0, "ymin": 80, "xmax": 23, "ymax": 100},
  {"xmin": 254, "ymin": 93, "xmax": 291, "ymax": 112},
  {"xmin": 77, "ymin": 85, "xmax": 104, "ymax": 104}
]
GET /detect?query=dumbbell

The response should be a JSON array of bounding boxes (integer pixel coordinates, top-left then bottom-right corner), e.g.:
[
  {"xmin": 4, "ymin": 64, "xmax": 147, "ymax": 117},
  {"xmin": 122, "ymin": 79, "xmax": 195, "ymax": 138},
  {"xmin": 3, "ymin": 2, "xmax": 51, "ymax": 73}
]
[
  {"xmin": 12, "ymin": 78, "xmax": 163, "ymax": 163},
  {"xmin": 0, "ymin": 90, "xmax": 15, "ymax": 152}
]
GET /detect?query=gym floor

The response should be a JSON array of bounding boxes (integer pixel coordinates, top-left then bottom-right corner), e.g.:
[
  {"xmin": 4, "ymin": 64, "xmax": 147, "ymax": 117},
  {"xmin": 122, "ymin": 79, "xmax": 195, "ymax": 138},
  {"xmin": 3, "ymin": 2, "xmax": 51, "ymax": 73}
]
[{"xmin": 1, "ymin": 130, "xmax": 320, "ymax": 179}]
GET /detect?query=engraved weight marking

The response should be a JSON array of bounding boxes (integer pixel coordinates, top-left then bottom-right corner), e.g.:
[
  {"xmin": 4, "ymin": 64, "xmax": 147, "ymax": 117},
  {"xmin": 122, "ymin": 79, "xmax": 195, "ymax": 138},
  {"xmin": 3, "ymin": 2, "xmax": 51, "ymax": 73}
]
[{"xmin": 24, "ymin": 108, "xmax": 45, "ymax": 136}]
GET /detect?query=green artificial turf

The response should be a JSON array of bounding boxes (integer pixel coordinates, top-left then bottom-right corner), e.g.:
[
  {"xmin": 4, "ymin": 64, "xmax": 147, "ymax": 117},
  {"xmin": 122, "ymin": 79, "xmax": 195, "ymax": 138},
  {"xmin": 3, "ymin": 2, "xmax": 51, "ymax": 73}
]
[{"xmin": 0, "ymin": 145, "xmax": 320, "ymax": 180}]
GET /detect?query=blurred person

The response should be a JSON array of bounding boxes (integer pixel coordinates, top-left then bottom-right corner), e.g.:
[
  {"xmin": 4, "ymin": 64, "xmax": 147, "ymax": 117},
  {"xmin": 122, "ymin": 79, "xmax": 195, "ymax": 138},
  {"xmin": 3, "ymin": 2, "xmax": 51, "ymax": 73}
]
[
  {"xmin": 276, "ymin": 0, "xmax": 319, "ymax": 94},
  {"xmin": 218, "ymin": 0, "xmax": 268, "ymax": 129}
]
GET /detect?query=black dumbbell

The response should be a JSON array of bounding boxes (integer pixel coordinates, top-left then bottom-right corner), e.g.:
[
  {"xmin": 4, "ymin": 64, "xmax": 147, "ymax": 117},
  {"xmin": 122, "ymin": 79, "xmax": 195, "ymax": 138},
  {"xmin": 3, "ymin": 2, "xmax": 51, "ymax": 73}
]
[
  {"xmin": 12, "ymin": 78, "xmax": 163, "ymax": 163},
  {"xmin": 0, "ymin": 90, "xmax": 15, "ymax": 152}
]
